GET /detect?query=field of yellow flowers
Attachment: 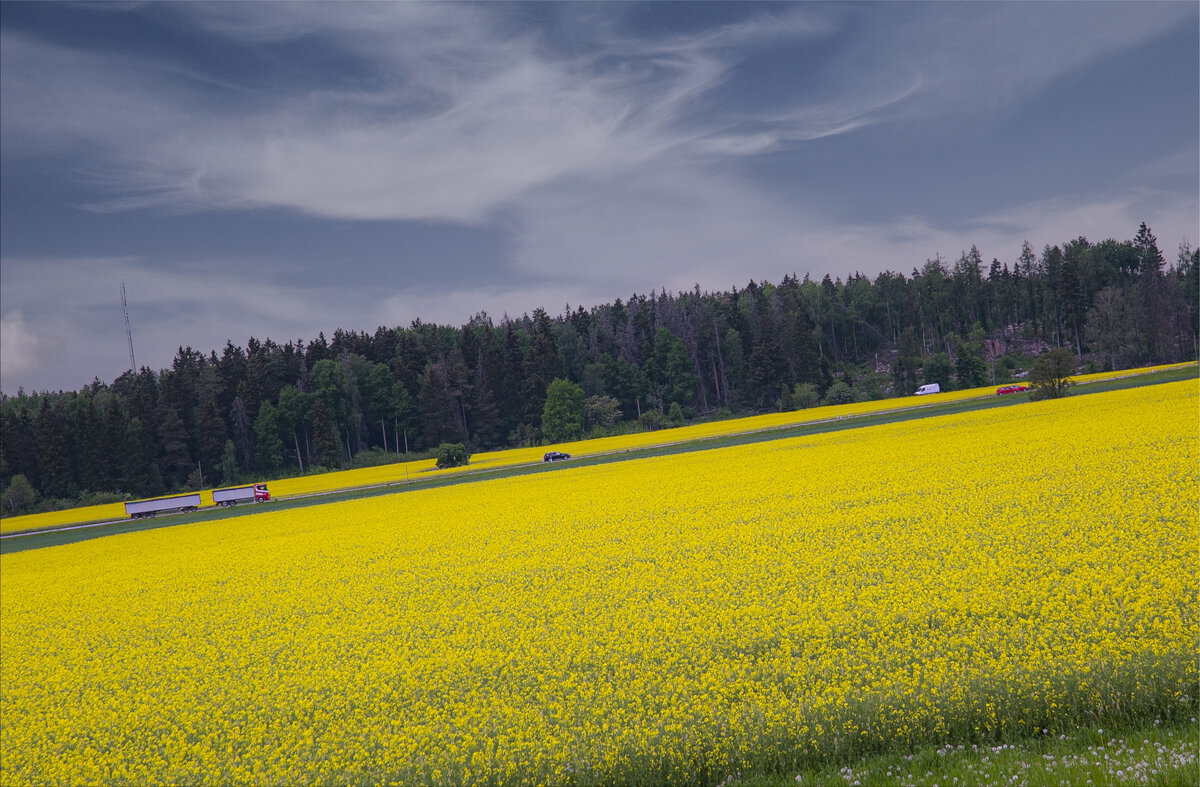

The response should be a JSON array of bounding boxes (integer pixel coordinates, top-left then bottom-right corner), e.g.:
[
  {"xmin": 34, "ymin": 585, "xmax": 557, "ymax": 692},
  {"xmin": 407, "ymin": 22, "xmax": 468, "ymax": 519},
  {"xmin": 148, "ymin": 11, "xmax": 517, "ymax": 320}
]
[
  {"xmin": 2, "ymin": 362, "xmax": 1190, "ymax": 536},
  {"xmin": 1, "ymin": 380, "xmax": 1195, "ymax": 785}
]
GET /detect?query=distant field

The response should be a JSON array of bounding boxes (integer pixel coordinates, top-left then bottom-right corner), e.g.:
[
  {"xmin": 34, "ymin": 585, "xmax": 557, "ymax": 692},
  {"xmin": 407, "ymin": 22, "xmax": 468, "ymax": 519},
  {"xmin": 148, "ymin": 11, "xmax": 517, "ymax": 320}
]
[
  {"xmin": 2, "ymin": 380, "xmax": 1194, "ymax": 785},
  {"xmin": 2, "ymin": 361, "xmax": 1191, "ymax": 536}
]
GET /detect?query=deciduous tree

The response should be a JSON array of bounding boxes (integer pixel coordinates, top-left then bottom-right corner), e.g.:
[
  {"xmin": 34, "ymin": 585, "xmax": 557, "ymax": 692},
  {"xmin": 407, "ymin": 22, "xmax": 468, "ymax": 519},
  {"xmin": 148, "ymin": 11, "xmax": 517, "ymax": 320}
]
[
  {"xmin": 541, "ymin": 379, "xmax": 585, "ymax": 443},
  {"xmin": 1028, "ymin": 348, "xmax": 1077, "ymax": 400}
]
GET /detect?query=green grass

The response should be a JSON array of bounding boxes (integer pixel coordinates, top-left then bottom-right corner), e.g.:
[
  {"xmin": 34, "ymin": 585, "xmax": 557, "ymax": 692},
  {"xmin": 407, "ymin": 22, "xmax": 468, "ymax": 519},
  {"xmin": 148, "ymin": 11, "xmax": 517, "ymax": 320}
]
[
  {"xmin": 732, "ymin": 720, "xmax": 1199, "ymax": 787},
  {"xmin": 3, "ymin": 364, "xmax": 1194, "ymax": 555}
]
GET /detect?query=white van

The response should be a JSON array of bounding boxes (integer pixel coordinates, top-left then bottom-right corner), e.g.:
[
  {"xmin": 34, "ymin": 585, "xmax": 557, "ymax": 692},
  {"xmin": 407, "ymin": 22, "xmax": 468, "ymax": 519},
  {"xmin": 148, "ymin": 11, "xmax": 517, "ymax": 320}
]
[{"xmin": 914, "ymin": 383, "xmax": 941, "ymax": 395}]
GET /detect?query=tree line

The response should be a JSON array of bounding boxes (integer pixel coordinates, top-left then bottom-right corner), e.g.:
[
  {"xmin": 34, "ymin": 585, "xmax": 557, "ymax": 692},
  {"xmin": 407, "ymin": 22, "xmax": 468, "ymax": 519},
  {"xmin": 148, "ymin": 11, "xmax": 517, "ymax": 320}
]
[{"xmin": 2, "ymin": 222, "xmax": 1195, "ymax": 514}]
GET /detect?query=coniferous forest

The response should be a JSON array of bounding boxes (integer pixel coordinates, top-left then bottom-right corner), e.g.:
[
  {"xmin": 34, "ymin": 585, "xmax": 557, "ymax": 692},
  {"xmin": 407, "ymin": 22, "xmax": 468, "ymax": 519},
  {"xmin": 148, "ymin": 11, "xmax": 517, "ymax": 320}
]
[{"xmin": 2, "ymin": 223, "xmax": 1196, "ymax": 515}]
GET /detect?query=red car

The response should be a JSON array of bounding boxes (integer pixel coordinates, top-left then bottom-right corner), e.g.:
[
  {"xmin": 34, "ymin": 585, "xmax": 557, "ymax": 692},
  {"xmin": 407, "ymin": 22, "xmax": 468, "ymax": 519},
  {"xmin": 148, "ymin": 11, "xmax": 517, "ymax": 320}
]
[{"xmin": 996, "ymin": 384, "xmax": 1028, "ymax": 395}]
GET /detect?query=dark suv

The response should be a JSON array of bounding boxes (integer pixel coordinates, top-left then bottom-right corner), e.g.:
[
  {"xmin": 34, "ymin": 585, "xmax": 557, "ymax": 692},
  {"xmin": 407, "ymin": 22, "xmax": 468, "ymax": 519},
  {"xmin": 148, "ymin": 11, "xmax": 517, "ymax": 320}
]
[{"xmin": 543, "ymin": 451, "xmax": 571, "ymax": 462}]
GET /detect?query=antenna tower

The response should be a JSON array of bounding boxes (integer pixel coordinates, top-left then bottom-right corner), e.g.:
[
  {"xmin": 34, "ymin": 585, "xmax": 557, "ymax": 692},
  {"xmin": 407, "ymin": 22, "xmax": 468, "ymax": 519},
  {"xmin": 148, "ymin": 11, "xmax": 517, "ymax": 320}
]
[{"xmin": 122, "ymin": 282, "xmax": 137, "ymax": 372}]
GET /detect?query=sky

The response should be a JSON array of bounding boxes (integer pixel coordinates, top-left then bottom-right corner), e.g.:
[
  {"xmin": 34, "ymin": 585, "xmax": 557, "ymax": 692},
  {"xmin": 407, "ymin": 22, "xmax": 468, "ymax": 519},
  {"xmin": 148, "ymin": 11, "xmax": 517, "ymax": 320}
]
[{"xmin": 2, "ymin": 1, "xmax": 1197, "ymax": 395}]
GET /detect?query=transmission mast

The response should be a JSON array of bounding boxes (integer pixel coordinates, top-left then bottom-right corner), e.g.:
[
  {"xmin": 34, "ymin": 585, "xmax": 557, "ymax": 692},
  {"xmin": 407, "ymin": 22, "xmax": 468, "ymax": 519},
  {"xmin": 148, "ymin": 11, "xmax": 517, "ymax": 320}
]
[{"xmin": 122, "ymin": 282, "xmax": 137, "ymax": 372}]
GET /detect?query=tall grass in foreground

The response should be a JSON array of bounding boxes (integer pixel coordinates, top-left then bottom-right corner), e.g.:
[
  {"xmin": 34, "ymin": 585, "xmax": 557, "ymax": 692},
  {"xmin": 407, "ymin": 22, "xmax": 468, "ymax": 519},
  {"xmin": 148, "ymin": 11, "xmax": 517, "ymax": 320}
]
[{"xmin": 740, "ymin": 721, "xmax": 1199, "ymax": 786}]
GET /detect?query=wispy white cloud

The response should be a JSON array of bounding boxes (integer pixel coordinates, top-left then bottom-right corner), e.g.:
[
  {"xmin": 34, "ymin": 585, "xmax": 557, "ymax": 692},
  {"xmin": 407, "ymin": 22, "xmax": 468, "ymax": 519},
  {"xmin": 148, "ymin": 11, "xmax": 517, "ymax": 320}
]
[
  {"xmin": 4, "ymin": 2, "xmax": 1190, "ymax": 226},
  {"xmin": 1, "ymin": 183, "xmax": 1193, "ymax": 394},
  {"xmin": 2, "ymin": 2, "xmax": 1195, "ymax": 393},
  {"xmin": 0, "ymin": 4, "xmax": 888, "ymax": 223}
]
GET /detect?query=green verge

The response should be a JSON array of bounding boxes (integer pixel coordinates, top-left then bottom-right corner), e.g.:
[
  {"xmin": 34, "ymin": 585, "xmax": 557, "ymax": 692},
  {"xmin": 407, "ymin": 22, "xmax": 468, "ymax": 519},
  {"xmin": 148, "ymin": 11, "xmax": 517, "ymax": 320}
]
[
  {"xmin": 514, "ymin": 651, "xmax": 1196, "ymax": 787},
  {"xmin": 3, "ymin": 364, "xmax": 1194, "ymax": 555},
  {"xmin": 731, "ymin": 719, "xmax": 1198, "ymax": 787}
]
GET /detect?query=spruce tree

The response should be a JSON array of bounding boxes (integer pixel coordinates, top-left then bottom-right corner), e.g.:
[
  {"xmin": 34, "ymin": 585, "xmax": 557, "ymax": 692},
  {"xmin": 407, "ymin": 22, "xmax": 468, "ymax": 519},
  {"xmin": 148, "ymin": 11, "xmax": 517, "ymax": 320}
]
[
  {"xmin": 217, "ymin": 439, "xmax": 240, "ymax": 486},
  {"xmin": 122, "ymin": 417, "xmax": 164, "ymax": 497},
  {"xmin": 0, "ymin": 409, "xmax": 39, "ymax": 490},
  {"xmin": 521, "ymin": 309, "xmax": 561, "ymax": 427},
  {"xmin": 229, "ymin": 396, "xmax": 254, "ymax": 472},
  {"xmin": 310, "ymin": 400, "xmax": 342, "ymax": 469},
  {"xmin": 418, "ymin": 362, "xmax": 461, "ymax": 448},
  {"xmin": 35, "ymin": 399, "xmax": 72, "ymax": 499},
  {"xmin": 157, "ymin": 404, "xmax": 194, "ymax": 488},
  {"xmin": 73, "ymin": 395, "xmax": 105, "ymax": 493},
  {"xmin": 196, "ymin": 393, "xmax": 227, "ymax": 483}
]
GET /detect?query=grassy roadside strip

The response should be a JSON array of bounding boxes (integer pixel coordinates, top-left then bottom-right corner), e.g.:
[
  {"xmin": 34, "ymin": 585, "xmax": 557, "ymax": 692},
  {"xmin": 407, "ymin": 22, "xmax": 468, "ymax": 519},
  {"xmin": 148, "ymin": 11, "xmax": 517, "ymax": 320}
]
[
  {"xmin": 5, "ymin": 363, "xmax": 1193, "ymax": 536},
  {"xmin": 2, "ymin": 364, "xmax": 1194, "ymax": 553},
  {"xmin": 4, "ymin": 367, "xmax": 1195, "ymax": 554},
  {"xmin": 732, "ymin": 720, "xmax": 1199, "ymax": 787}
]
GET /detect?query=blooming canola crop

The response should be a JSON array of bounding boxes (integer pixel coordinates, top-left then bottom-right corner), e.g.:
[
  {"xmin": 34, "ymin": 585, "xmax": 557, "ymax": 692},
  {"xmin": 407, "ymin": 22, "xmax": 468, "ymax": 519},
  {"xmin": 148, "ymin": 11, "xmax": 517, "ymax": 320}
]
[
  {"xmin": 3, "ymin": 363, "xmax": 1189, "ymax": 535},
  {"xmin": 1, "ymin": 381, "xmax": 1196, "ymax": 785}
]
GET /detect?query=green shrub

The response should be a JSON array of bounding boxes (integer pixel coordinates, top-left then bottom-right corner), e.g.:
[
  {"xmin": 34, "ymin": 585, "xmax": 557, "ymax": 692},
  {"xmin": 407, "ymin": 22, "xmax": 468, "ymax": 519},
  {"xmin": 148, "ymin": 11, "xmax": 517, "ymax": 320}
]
[
  {"xmin": 77, "ymin": 490, "xmax": 131, "ymax": 507},
  {"xmin": 637, "ymin": 411, "xmax": 671, "ymax": 431},
  {"xmin": 792, "ymin": 383, "xmax": 820, "ymax": 409},
  {"xmin": 822, "ymin": 380, "xmax": 858, "ymax": 406},
  {"xmin": 434, "ymin": 443, "xmax": 471, "ymax": 469},
  {"xmin": 2, "ymin": 474, "xmax": 39, "ymax": 515}
]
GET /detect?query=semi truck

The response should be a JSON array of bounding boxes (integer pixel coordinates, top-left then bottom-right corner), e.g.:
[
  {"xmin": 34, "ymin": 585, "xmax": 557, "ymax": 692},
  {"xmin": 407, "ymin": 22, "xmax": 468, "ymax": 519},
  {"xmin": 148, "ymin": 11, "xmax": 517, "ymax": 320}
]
[
  {"xmin": 122, "ymin": 483, "xmax": 270, "ymax": 518},
  {"xmin": 212, "ymin": 483, "xmax": 271, "ymax": 507},
  {"xmin": 124, "ymin": 493, "xmax": 202, "ymax": 519}
]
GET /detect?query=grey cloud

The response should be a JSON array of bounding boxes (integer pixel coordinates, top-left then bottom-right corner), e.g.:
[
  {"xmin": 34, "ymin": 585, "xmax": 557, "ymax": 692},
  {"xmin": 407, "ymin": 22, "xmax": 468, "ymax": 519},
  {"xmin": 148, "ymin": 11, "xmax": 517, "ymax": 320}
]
[
  {"xmin": 3, "ymin": 2, "xmax": 1195, "ymax": 394},
  {"xmin": 1, "ymin": 255, "xmax": 364, "ymax": 388},
  {"xmin": 864, "ymin": 3, "xmax": 1196, "ymax": 117},
  {"xmin": 0, "ymin": 4, "xmax": 854, "ymax": 223},
  {"xmin": 5, "ymin": 3, "xmax": 1193, "ymax": 226},
  {"xmin": 0, "ymin": 312, "xmax": 66, "ymax": 391}
]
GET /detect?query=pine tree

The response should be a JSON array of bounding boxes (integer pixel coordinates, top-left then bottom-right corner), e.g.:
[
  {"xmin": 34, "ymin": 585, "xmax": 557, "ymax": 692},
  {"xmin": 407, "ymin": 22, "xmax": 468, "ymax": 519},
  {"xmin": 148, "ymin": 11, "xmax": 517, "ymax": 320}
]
[
  {"xmin": 1057, "ymin": 250, "xmax": 1086, "ymax": 356},
  {"xmin": 953, "ymin": 340, "xmax": 988, "ymax": 389},
  {"xmin": 229, "ymin": 395, "xmax": 254, "ymax": 472},
  {"xmin": 98, "ymin": 400, "xmax": 132, "ymax": 492},
  {"xmin": 744, "ymin": 334, "xmax": 788, "ymax": 409},
  {"xmin": 73, "ymin": 394, "xmax": 105, "ymax": 493},
  {"xmin": 310, "ymin": 400, "xmax": 342, "ymax": 469},
  {"xmin": 195, "ymin": 391, "xmax": 227, "ymax": 483},
  {"xmin": 469, "ymin": 350, "xmax": 503, "ymax": 448},
  {"xmin": 0, "ymin": 408, "xmax": 39, "ymax": 490},
  {"xmin": 1133, "ymin": 222, "xmax": 1164, "ymax": 277},
  {"xmin": 521, "ymin": 309, "xmax": 562, "ymax": 427},
  {"xmin": 418, "ymin": 361, "xmax": 462, "ymax": 448},
  {"xmin": 157, "ymin": 404, "xmax": 193, "ymax": 487},
  {"xmin": 788, "ymin": 310, "xmax": 822, "ymax": 388},
  {"xmin": 217, "ymin": 439, "xmax": 240, "ymax": 486},
  {"xmin": 35, "ymin": 399, "xmax": 72, "ymax": 499},
  {"xmin": 122, "ymin": 417, "xmax": 164, "ymax": 497}
]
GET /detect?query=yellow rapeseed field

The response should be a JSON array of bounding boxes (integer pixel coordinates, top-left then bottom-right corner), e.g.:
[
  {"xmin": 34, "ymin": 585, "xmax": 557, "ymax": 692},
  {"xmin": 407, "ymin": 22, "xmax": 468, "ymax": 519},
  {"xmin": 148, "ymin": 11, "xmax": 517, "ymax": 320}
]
[
  {"xmin": 2, "ymin": 362, "xmax": 1189, "ymax": 535},
  {"xmin": 1, "ymin": 380, "xmax": 1195, "ymax": 785}
]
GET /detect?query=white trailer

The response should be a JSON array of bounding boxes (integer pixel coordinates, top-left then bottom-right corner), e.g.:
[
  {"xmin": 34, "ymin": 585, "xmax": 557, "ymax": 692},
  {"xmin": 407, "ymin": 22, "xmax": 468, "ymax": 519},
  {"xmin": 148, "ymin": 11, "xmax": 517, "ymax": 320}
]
[
  {"xmin": 124, "ymin": 493, "xmax": 201, "ymax": 519},
  {"xmin": 212, "ymin": 483, "xmax": 270, "ymax": 507}
]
